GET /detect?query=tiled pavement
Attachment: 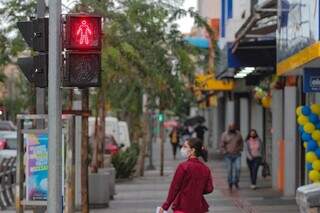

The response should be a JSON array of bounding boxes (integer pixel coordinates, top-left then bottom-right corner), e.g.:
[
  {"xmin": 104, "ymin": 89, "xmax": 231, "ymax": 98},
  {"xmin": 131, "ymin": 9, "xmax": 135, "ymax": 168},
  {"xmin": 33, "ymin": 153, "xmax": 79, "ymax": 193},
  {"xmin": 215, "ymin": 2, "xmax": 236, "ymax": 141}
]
[
  {"xmin": 4, "ymin": 141, "xmax": 299, "ymax": 213},
  {"xmin": 84, "ymin": 141, "xmax": 299, "ymax": 213}
]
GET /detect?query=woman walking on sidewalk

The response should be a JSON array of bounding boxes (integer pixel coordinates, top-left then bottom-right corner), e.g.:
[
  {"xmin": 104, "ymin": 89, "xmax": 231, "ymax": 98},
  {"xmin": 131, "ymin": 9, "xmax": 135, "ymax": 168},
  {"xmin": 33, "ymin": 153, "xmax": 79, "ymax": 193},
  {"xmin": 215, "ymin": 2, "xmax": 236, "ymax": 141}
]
[
  {"xmin": 245, "ymin": 129, "xmax": 262, "ymax": 190},
  {"xmin": 159, "ymin": 138, "xmax": 214, "ymax": 213}
]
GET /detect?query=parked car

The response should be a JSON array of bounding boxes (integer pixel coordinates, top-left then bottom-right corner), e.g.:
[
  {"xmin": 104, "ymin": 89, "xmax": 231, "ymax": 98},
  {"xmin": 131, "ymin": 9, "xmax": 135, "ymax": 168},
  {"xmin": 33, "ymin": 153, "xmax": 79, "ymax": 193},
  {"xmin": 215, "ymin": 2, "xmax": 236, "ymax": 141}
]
[
  {"xmin": 88, "ymin": 117, "xmax": 131, "ymax": 149},
  {"xmin": 0, "ymin": 120, "xmax": 16, "ymax": 131},
  {"xmin": 105, "ymin": 134, "xmax": 121, "ymax": 155}
]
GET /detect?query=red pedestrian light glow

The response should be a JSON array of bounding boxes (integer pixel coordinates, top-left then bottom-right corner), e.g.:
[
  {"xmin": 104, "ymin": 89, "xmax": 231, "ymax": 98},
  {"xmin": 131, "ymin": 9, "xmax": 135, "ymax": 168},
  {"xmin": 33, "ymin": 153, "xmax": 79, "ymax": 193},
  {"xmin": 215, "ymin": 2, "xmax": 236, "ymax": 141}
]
[
  {"xmin": 76, "ymin": 20, "xmax": 92, "ymax": 45},
  {"xmin": 65, "ymin": 15, "xmax": 102, "ymax": 50}
]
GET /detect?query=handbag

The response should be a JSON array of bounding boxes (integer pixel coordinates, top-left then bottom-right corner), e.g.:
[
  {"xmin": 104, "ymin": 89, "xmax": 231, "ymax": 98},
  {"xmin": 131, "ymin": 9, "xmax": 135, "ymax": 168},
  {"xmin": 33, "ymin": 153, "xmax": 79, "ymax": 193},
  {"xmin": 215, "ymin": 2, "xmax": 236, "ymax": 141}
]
[
  {"xmin": 261, "ymin": 161, "xmax": 271, "ymax": 178},
  {"xmin": 156, "ymin": 207, "xmax": 168, "ymax": 213}
]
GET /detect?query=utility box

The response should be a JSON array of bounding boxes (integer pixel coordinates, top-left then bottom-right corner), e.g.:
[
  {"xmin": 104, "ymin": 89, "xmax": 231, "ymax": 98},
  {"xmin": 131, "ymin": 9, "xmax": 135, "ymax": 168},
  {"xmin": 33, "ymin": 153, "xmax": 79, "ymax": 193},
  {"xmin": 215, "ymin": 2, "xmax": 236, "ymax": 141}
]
[{"xmin": 296, "ymin": 184, "xmax": 320, "ymax": 213}]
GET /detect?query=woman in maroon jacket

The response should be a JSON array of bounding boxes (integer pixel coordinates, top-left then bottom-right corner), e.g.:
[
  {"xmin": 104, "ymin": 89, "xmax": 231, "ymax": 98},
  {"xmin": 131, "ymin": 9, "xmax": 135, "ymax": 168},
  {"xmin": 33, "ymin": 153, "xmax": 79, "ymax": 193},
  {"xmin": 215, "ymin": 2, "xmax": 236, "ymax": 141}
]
[{"xmin": 159, "ymin": 138, "xmax": 214, "ymax": 213}]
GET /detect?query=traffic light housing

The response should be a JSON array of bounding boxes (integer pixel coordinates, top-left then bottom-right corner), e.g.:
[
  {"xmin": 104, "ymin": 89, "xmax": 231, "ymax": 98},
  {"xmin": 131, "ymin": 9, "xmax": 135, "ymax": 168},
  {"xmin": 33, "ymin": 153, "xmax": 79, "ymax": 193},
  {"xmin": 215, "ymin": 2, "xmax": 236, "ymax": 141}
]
[
  {"xmin": 17, "ymin": 18, "xmax": 48, "ymax": 88},
  {"xmin": 158, "ymin": 113, "xmax": 164, "ymax": 122},
  {"xmin": 63, "ymin": 14, "xmax": 102, "ymax": 88}
]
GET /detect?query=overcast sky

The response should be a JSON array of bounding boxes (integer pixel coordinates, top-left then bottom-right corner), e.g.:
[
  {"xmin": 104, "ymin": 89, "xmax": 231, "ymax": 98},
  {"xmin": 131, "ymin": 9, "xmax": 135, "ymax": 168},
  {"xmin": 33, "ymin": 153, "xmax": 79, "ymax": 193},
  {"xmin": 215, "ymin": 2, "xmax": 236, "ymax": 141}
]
[{"xmin": 176, "ymin": 0, "xmax": 197, "ymax": 33}]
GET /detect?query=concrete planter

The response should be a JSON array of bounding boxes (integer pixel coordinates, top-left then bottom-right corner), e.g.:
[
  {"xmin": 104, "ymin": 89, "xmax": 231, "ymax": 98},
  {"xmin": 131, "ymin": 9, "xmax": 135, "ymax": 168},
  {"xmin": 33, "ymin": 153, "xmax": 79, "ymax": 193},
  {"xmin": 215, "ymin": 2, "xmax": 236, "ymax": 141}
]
[
  {"xmin": 98, "ymin": 167, "xmax": 116, "ymax": 199},
  {"xmin": 89, "ymin": 172, "xmax": 110, "ymax": 208}
]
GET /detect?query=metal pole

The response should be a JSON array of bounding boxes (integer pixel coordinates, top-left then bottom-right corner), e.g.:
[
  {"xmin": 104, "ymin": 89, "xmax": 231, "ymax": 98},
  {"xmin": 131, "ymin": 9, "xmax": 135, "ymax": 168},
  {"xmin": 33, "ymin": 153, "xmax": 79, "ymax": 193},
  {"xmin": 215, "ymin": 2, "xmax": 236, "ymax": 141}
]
[
  {"xmin": 147, "ymin": 114, "xmax": 155, "ymax": 170},
  {"xmin": 81, "ymin": 89, "xmax": 89, "ymax": 213},
  {"xmin": 160, "ymin": 117, "xmax": 164, "ymax": 176},
  {"xmin": 15, "ymin": 119, "xmax": 23, "ymax": 213},
  {"xmin": 48, "ymin": 0, "xmax": 62, "ymax": 211}
]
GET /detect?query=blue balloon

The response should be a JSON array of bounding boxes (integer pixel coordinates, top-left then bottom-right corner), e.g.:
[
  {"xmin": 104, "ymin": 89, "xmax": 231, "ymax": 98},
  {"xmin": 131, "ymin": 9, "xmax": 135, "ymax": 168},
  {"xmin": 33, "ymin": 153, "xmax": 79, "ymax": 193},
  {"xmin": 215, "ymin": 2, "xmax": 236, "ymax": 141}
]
[
  {"xmin": 316, "ymin": 148, "xmax": 320, "ymax": 158},
  {"xmin": 316, "ymin": 122, "xmax": 320, "ymax": 129},
  {"xmin": 309, "ymin": 113, "xmax": 319, "ymax": 124},
  {"xmin": 299, "ymin": 126, "xmax": 304, "ymax": 134},
  {"xmin": 302, "ymin": 106, "xmax": 311, "ymax": 116},
  {"xmin": 302, "ymin": 133, "xmax": 312, "ymax": 141},
  {"xmin": 307, "ymin": 163, "xmax": 313, "ymax": 171},
  {"xmin": 307, "ymin": 140, "xmax": 318, "ymax": 151}
]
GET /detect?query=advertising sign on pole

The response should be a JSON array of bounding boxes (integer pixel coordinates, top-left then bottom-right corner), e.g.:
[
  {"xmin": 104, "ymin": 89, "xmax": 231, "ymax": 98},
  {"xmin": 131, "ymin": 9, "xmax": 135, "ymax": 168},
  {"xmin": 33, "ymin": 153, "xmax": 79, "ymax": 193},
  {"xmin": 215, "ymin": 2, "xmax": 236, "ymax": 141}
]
[{"xmin": 26, "ymin": 133, "xmax": 49, "ymax": 201}]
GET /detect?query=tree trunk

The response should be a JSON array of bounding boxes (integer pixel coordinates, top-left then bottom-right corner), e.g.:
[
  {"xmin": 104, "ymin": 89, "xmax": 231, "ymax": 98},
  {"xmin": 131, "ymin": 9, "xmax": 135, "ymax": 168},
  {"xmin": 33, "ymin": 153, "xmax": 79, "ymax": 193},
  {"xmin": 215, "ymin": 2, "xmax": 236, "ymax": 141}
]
[
  {"xmin": 98, "ymin": 89, "xmax": 105, "ymax": 168},
  {"xmin": 139, "ymin": 114, "xmax": 149, "ymax": 176},
  {"xmin": 91, "ymin": 92, "xmax": 100, "ymax": 173},
  {"xmin": 81, "ymin": 89, "xmax": 89, "ymax": 213}
]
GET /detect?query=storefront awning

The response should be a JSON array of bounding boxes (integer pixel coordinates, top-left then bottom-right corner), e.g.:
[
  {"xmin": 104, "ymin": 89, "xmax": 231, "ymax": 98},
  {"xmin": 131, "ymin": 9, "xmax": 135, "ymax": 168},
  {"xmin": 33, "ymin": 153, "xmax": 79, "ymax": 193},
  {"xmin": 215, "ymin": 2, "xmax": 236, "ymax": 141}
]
[
  {"xmin": 228, "ymin": 40, "xmax": 276, "ymax": 68},
  {"xmin": 184, "ymin": 37, "xmax": 209, "ymax": 49},
  {"xmin": 232, "ymin": 0, "xmax": 277, "ymax": 53}
]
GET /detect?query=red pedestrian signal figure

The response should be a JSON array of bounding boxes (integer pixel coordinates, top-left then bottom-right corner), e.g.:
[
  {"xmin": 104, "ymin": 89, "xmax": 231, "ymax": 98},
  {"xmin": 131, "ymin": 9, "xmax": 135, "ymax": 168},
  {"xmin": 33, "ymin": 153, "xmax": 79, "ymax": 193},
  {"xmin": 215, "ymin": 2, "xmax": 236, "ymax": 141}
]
[
  {"xmin": 64, "ymin": 14, "xmax": 102, "ymax": 87},
  {"xmin": 65, "ymin": 14, "xmax": 102, "ymax": 50},
  {"xmin": 76, "ymin": 20, "xmax": 92, "ymax": 46}
]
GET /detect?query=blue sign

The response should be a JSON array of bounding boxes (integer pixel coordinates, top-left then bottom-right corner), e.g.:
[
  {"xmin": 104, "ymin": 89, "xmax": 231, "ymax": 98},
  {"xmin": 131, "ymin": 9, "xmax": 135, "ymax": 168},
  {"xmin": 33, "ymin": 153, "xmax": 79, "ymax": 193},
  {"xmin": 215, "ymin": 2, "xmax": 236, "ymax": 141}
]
[{"xmin": 304, "ymin": 68, "xmax": 320, "ymax": 92}]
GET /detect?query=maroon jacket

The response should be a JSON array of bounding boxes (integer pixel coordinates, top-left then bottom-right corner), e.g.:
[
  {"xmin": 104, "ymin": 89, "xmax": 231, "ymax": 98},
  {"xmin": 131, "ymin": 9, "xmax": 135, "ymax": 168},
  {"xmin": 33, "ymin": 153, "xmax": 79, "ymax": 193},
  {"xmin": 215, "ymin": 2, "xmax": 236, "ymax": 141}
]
[{"xmin": 162, "ymin": 158, "xmax": 214, "ymax": 213}]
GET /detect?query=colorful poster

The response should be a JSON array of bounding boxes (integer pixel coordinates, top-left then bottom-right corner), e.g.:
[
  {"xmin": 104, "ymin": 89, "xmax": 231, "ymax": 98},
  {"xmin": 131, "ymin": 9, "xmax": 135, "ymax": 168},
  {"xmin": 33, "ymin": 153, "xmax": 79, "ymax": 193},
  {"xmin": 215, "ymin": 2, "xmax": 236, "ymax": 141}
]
[{"xmin": 26, "ymin": 133, "xmax": 48, "ymax": 201}]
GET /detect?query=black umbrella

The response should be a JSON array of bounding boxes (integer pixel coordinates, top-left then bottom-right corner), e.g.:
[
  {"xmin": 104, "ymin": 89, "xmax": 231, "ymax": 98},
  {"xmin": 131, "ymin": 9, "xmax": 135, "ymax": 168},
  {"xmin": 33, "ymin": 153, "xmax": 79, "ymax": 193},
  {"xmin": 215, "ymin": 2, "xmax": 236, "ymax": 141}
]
[{"xmin": 184, "ymin": 115, "xmax": 205, "ymax": 126}]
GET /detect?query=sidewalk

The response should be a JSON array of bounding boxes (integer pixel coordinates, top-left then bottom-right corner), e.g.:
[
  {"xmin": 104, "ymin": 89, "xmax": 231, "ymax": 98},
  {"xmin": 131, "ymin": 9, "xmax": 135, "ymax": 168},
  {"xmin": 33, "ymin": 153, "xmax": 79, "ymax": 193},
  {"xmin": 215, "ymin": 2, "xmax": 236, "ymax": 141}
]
[
  {"xmin": 4, "ymin": 141, "xmax": 299, "ymax": 213},
  {"xmin": 86, "ymin": 141, "xmax": 299, "ymax": 213}
]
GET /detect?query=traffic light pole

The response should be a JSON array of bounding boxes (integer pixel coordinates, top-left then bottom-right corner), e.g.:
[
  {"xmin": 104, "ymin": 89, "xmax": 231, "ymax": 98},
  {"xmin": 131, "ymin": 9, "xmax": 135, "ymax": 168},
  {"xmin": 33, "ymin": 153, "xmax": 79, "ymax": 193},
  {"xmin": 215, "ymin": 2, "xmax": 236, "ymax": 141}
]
[
  {"xmin": 36, "ymin": 0, "xmax": 46, "ymax": 128},
  {"xmin": 48, "ymin": 0, "xmax": 62, "ymax": 213}
]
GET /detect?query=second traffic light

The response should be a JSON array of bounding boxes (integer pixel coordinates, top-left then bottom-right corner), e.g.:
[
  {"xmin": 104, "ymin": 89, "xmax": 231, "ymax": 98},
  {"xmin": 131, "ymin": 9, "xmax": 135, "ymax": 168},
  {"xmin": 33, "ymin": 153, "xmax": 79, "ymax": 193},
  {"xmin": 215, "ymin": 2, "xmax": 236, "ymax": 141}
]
[
  {"xmin": 63, "ymin": 14, "xmax": 102, "ymax": 88},
  {"xmin": 17, "ymin": 18, "xmax": 48, "ymax": 88}
]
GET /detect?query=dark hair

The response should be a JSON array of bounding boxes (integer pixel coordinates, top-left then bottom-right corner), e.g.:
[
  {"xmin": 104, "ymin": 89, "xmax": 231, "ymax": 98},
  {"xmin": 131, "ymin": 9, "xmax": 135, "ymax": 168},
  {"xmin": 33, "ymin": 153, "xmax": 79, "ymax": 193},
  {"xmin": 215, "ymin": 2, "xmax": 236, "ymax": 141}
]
[
  {"xmin": 245, "ymin": 129, "xmax": 259, "ymax": 141},
  {"xmin": 187, "ymin": 138, "xmax": 208, "ymax": 162}
]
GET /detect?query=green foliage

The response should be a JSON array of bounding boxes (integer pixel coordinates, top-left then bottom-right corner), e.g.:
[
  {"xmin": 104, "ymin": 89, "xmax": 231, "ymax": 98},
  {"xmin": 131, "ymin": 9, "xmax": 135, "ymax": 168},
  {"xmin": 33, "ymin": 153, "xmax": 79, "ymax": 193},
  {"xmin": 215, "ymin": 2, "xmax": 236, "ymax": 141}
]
[
  {"xmin": 0, "ymin": 0, "xmax": 37, "ymax": 65},
  {"xmin": 111, "ymin": 143, "xmax": 140, "ymax": 179}
]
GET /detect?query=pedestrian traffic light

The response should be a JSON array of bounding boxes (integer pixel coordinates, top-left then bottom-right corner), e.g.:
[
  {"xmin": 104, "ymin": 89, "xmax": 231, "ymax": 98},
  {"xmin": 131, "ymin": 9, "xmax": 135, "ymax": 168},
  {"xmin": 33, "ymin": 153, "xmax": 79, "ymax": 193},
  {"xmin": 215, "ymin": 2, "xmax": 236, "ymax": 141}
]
[
  {"xmin": 63, "ymin": 14, "xmax": 102, "ymax": 88},
  {"xmin": 158, "ymin": 113, "xmax": 164, "ymax": 122},
  {"xmin": 65, "ymin": 15, "xmax": 102, "ymax": 50},
  {"xmin": 17, "ymin": 18, "xmax": 48, "ymax": 88}
]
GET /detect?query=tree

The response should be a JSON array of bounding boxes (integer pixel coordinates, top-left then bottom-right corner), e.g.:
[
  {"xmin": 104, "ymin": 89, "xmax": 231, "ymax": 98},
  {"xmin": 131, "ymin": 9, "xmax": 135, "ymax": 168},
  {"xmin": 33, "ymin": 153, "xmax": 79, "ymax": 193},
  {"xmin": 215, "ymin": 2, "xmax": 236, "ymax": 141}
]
[{"xmin": 0, "ymin": 0, "xmax": 38, "ymax": 118}]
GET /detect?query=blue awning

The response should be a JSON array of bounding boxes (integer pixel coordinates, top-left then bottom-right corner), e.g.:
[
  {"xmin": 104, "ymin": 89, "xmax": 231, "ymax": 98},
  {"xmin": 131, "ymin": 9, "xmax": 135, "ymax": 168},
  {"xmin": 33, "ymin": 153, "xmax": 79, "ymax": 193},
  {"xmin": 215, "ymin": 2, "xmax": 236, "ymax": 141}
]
[{"xmin": 184, "ymin": 37, "xmax": 209, "ymax": 49}]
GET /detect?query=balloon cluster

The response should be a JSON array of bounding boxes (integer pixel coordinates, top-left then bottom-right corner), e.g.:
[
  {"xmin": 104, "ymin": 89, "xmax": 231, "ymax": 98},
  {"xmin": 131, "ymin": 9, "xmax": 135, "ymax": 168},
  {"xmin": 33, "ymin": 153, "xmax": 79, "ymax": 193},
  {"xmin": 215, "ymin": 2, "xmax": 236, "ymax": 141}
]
[
  {"xmin": 253, "ymin": 87, "xmax": 272, "ymax": 108},
  {"xmin": 297, "ymin": 104, "xmax": 320, "ymax": 182}
]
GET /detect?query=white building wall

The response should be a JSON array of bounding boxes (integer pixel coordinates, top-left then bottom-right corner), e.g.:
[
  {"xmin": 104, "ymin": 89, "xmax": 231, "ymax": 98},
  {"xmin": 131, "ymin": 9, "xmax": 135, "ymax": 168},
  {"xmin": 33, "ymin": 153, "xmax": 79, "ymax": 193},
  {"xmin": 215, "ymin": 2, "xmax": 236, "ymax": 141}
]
[{"xmin": 198, "ymin": 0, "xmax": 220, "ymax": 19}]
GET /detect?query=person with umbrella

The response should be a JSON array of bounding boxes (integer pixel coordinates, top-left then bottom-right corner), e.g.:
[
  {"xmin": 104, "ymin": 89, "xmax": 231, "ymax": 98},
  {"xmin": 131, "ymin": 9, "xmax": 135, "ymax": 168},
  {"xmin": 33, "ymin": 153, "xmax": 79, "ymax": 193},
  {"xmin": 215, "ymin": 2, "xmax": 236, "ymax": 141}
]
[
  {"xmin": 169, "ymin": 127, "xmax": 180, "ymax": 160},
  {"xmin": 194, "ymin": 121, "xmax": 208, "ymax": 143}
]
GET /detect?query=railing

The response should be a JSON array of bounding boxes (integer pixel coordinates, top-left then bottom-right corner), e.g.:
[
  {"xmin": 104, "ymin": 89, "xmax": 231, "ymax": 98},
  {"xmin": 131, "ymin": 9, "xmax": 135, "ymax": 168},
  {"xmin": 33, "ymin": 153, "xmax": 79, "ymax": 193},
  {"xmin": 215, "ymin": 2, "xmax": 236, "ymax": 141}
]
[{"xmin": 0, "ymin": 157, "xmax": 16, "ymax": 209}]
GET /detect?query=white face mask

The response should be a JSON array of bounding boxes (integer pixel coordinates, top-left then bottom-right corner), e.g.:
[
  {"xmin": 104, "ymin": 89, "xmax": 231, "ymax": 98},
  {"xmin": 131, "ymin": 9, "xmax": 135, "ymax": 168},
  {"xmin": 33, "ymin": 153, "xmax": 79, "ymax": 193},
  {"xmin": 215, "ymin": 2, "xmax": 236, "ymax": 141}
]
[{"xmin": 180, "ymin": 147, "xmax": 190, "ymax": 159}]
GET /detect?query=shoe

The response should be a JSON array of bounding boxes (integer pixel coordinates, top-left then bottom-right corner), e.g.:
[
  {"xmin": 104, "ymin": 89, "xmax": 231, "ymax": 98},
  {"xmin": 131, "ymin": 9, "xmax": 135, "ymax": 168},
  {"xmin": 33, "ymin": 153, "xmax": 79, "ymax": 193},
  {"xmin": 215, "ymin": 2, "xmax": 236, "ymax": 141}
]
[
  {"xmin": 235, "ymin": 182, "xmax": 239, "ymax": 189},
  {"xmin": 250, "ymin": 185, "xmax": 256, "ymax": 190}
]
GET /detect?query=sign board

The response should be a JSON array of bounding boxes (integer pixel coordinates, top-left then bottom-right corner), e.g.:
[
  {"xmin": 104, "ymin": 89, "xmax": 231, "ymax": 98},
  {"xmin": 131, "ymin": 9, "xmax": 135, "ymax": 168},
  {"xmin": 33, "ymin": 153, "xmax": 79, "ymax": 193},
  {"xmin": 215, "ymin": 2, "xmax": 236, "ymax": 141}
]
[
  {"xmin": 303, "ymin": 68, "xmax": 320, "ymax": 92},
  {"xmin": 26, "ymin": 133, "xmax": 48, "ymax": 201}
]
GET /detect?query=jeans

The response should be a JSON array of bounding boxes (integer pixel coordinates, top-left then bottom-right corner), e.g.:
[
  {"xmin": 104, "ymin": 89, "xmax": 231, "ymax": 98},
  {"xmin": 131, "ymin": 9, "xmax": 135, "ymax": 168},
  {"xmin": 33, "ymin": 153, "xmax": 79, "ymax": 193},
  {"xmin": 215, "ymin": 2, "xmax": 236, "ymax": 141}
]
[
  {"xmin": 247, "ymin": 157, "xmax": 262, "ymax": 185},
  {"xmin": 225, "ymin": 154, "xmax": 241, "ymax": 185}
]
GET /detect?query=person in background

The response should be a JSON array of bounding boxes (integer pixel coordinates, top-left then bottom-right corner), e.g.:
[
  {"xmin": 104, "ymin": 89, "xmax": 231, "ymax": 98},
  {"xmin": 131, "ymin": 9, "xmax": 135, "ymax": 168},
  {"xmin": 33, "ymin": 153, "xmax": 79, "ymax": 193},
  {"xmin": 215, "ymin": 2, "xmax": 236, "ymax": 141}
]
[
  {"xmin": 181, "ymin": 125, "xmax": 192, "ymax": 142},
  {"xmin": 220, "ymin": 123, "xmax": 243, "ymax": 191},
  {"xmin": 159, "ymin": 138, "xmax": 214, "ymax": 213},
  {"xmin": 194, "ymin": 122, "xmax": 208, "ymax": 143},
  {"xmin": 245, "ymin": 129, "xmax": 262, "ymax": 190},
  {"xmin": 169, "ymin": 127, "xmax": 180, "ymax": 160}
]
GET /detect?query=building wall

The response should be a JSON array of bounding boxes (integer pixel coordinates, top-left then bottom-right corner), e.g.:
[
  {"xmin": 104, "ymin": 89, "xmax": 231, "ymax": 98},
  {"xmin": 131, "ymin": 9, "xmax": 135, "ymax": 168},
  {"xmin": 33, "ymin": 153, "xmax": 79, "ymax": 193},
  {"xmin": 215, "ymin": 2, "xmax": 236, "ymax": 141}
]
[
  {"xmin": 220, "ymin": 0, "xmax": 251, "ymax": 43},
  {"xmin": 240, "ymin": 98, "xmax": 249, "ymax": 168},
  {"xmin": 250, "ymin": 99, "xmax": 263, "ymax": 138},
  {"xmin": 284, "ymin": 86, "xmax": 298, "ymax": 196},
  {"xmin": 198, "ymin": 0, "xmax": 220, "ymax": 19},
  {"xmin": 271, "ymin": 89, "xmax": 284, "ymax": 190}
]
